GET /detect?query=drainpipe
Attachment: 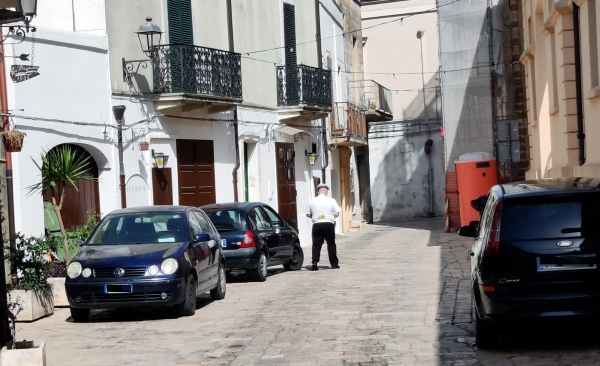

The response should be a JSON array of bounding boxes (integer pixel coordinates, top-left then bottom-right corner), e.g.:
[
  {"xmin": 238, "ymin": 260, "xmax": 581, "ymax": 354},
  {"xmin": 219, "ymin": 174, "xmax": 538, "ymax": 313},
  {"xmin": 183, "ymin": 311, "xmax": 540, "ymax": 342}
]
[
  {"xmin": 0, "ymin": 42, "xmax": 15, "ymax": 284},
  {"xmin": 112, "ymin": 105, "xmax": 127, "ymax": 208},
  {"xmin": 0, "ymin": 41, "xmax": 10, "ymax": 347},
  {"xmin": 227, "ymin": 0, "xmax": 240, "ymax": 201},
  {"xmin": 315, "ymin": 0, "xmax": 328, "ymax": 183},
  {"xmin": 573, "ymin": 3, "xmax": 586, "ymax": 166}
]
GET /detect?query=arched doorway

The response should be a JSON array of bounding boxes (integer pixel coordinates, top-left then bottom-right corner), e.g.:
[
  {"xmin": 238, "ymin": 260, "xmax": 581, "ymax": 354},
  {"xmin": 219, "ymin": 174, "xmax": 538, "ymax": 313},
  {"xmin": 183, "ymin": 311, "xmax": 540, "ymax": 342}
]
[{"xmin": 42, "ymin": 144, "xmax": 100, "ymax": 231}]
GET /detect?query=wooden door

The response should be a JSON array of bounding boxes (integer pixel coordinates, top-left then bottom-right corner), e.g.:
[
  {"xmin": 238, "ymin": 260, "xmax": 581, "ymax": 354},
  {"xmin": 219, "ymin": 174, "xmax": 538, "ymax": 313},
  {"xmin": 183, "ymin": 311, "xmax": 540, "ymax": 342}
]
[
  {"xmin": 152, "ymin": 168, "xmax": 173, "ymax": 205},
  {"xmin": 275, "ymin": 143, "xmax": 297, "ymax": 230},
  {"xmin": 177, "ymin": 139, "xmax": 216, "ymax": 207},
  {"xmin": 339, "ymin": 147, "xmax": 352, "ymax": 233}
]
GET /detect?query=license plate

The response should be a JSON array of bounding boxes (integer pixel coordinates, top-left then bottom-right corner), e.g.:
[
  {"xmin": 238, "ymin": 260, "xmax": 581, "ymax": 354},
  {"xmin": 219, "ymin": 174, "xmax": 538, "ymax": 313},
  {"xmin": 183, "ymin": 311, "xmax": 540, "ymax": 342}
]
[
  {"xmin": 104, "ymin": 284, "xmax": 133, "ymax": 293},
  {"xmin": 537, "ymin": 254, "xmax": 597, "ymax": 272},
  {"xmin": 221, "ymin": 239, "xmax": 227, "ymax": 248}
]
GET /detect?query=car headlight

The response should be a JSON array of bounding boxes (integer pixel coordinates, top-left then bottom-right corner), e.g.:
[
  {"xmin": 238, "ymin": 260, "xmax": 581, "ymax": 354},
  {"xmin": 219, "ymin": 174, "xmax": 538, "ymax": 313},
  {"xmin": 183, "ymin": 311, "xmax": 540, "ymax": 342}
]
[
  {"xmin": 160, "ymin": 258, "xmax": 178, "ymax": 275},
  {"xmin": 148, "ymin": 265, "xmax": 159, "ymax": 276},
  {"xmin": 67, "ymin": 262, "xmax": 82, "ymax": 279},
  {"xmin": 82, "ymin": 268, "xmax": 92, "ymax": 278}
]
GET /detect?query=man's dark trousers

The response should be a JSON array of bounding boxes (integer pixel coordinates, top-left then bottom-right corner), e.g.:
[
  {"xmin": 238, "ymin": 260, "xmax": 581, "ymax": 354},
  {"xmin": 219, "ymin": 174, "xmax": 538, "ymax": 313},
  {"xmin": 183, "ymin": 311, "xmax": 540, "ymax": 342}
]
[{"xmin": 311, "ymin": 222, "xmax": 338, "ymax": 266}]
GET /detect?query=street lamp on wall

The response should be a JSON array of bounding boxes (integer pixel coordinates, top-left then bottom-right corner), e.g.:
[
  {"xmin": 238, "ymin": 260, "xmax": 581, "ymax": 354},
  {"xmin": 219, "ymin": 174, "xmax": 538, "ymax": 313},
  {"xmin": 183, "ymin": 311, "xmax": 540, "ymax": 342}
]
[
  {"xmin": 122, "ymin": 17, "xmax": 162, "ymax": 81},
  {"xmin": 152, "ymin": 149, "xmax": 169, "ymax": 169},
  {"xmin": 305, "ymin": 151, "xmax": 319, "ymax": 166}
]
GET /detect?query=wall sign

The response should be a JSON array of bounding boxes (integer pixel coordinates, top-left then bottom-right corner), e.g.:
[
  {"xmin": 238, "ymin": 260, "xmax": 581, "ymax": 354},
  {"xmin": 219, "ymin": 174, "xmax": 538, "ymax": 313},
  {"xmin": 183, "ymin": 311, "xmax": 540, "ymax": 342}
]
[{"xmin": 10, "ymin": 65, "xmax": 40, "ymax": 83}]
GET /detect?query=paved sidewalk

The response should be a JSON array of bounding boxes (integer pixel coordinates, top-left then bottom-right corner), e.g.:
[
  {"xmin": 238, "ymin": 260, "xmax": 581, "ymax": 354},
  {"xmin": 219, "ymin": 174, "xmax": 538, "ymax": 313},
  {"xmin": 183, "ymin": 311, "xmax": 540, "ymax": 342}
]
[{"xmin": 12, "ymin": 219, "xmax": 600, "ymax": 365}]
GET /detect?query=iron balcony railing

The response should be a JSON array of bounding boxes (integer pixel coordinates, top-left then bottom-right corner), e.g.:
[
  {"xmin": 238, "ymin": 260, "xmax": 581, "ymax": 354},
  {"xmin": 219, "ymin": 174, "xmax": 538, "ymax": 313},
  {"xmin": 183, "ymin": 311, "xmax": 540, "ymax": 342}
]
[
  {"xmin": 277, "ymin": 64, "xmax": 332, "ymax": 109},
  {"xmin": 330, "ymin": 102, "xmax": 367, "ymax": 140},
  {"xmin": 152, "ymin": 44, "xmax": 242, "ymax": 99},
  {"xmin": 349, "ymin": 80, "xmax": 393, "ymax": 116}
]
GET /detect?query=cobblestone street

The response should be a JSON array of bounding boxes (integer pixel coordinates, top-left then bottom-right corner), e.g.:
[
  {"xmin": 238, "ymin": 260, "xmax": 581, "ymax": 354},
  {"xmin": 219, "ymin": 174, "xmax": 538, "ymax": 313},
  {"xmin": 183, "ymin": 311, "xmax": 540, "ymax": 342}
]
[{"xmin": 15, "ymin": 219, "xmax": 600, "ymax": 365}]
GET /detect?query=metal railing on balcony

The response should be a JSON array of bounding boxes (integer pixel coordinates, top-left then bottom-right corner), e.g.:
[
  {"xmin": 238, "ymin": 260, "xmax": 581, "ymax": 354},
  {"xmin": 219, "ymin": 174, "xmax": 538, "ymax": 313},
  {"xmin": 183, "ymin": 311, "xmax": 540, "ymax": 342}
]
[
  {"xmin": 349, "ymin": 80, "xmax": 393, "ymax": 117},
  {"xmin": 330, "ymin": 102, "xmax": 367, "ymax": 141},
  {"xmin": 152, "ymin": 44, "xmax": 242, "ymax": 99},
  {"xmin": 277, "ymin": 65, "xmax": 332, "ymax": 109}
]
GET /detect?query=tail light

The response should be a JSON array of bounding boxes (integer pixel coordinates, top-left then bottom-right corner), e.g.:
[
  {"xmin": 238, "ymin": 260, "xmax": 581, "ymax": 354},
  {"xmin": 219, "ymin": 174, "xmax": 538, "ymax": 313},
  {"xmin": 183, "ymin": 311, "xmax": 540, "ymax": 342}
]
[
  {"xmin": 240, "ymin": 231, "xmax": 255, "ymax": 248},
  {"xmin": 483, "ymin": 200, "xmax": 503, "ymax": 257}
]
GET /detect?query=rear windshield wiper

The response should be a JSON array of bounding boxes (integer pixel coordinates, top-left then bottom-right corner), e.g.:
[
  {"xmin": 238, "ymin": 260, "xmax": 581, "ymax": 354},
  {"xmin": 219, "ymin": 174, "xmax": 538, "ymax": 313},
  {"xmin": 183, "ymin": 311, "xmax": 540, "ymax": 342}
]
[{"xmin": 561, "ymin": 227, "xmax": 581, "ymax": 233}]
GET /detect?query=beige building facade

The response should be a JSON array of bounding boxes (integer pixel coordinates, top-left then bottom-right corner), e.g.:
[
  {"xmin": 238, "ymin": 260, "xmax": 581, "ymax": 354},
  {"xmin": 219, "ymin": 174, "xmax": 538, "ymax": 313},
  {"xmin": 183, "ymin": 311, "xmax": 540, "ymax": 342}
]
[{"xmin": 522, "ymin": 0, "xmax": 600, "ymax": 178}]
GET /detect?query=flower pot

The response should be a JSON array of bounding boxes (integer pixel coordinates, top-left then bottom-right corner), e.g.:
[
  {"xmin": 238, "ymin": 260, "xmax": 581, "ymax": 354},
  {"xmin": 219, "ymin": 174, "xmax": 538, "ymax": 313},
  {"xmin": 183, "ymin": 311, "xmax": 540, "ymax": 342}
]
[
  {"xmin": 1, "ymin": 131, "xmax": 25, "ymax": 153},
  {"xmin": 1, "ymin": 340, "xmax": 46, "ymax": 366},
  {"xmin": 139, "ymin": 141, "xmax": 149, "ymax": 150},
  {"xmin": 10, "ymin": 287, "xmax": 54, "ymax": 322},
  {"xmin": 47, "ymin": 277, "xmax": 68, "ymax": 308}
]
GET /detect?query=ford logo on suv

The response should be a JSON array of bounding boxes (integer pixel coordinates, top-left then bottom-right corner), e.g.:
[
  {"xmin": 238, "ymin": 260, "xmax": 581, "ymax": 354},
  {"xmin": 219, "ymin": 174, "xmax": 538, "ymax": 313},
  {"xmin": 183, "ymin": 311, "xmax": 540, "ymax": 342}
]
[{"xmin": 556, "ymin": 241, "xmax": 573, "ymax": 247}]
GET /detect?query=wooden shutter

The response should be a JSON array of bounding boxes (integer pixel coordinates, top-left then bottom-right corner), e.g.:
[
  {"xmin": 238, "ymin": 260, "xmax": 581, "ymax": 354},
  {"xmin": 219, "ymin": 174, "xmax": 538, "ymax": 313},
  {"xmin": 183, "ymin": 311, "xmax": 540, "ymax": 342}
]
[
  {"xmin": 283, "ymin": 3, "xmax": 299, "ymax": 104},
  {"xmin": 168, "ymin": 0, "xmax": 193, "ymax": 45}
]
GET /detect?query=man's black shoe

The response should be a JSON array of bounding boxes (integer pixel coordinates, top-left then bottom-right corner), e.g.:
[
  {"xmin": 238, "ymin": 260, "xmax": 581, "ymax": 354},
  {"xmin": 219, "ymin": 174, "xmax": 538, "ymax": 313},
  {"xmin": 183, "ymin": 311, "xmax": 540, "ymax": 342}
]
[
  {"xmin": 311, "ymin": 262, "xmax": 319, "ymax": 271},
  {"xmin": 331, "ymin": 264, "xmax": 340, "ymax": 269}
]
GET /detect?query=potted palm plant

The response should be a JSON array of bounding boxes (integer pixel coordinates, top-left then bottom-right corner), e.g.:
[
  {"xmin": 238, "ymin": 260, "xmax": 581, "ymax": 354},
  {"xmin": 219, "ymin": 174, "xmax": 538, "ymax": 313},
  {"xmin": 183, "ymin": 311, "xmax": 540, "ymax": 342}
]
[
  {"xmin": 27, "ymin": 145, "xmax": 98, "ymax": 263},
  {"xmin": 0, "ymin": 130, "xmax": 26, "ymax": 152}
]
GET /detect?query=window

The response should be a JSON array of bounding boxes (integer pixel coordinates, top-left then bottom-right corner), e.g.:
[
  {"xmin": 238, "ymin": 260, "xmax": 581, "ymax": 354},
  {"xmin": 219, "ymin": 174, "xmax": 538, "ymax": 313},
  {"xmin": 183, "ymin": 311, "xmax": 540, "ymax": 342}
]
[
  {"xmin": 167, "ymin": 0, "xmax": 193, "ymax": 45},
  {"xmin": 206, "ymin": 209, "xmax": 244, "ymax": 232},
  {"xmin": 194, "ymin": 211, "xmax": 215, "ymax": 237},
  {"xmin": 283, "ymin": 3, "xmax": 299, "ymax": 105},
  {"xmin": 262, "ymin": 206, "xmax": 283, "ymax": 227},
  {"xmin": 188, "ymin": 212, "xmax": 203, "ymax": 238},
  {"xmin": 249, "ymin": 208, "xmax": 272, "ymax": 230}
]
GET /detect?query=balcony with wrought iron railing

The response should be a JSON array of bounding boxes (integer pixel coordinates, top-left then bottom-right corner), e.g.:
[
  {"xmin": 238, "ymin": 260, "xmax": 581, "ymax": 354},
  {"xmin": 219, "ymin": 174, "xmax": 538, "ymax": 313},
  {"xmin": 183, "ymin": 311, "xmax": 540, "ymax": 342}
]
[
  {"xmin": 150, "ymin": 44, "xmax": 242, "ymax": 105},
  {"xmin": 329, "ymin": 102, "xmax": 367, "ymax": 147},
  {"xmin": 349, "ymin": 80, "xmax": 393, "ymax": 122},
  {"xmin": 276, "ymin": 64, "xmax": 333, "ymax": 110}
]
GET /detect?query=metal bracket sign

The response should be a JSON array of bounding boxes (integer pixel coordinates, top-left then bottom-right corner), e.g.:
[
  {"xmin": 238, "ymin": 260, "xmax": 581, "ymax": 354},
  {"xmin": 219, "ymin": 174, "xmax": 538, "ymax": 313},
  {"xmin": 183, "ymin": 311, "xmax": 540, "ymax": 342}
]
[
  {"xmin": 10, "ymin": 65, "xmax": 39, "ymax": 83},
  {"xmin": 497, "ymin": 119, "xmax": 521, "ymax": 163}
]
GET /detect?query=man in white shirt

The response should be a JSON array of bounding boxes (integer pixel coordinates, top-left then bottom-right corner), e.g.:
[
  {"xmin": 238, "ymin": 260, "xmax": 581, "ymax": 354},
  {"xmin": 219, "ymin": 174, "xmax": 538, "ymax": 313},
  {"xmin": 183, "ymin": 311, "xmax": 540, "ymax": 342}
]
[{"xmin": 306, "ymin": 183, "xmax": 341, "ymax": 271}]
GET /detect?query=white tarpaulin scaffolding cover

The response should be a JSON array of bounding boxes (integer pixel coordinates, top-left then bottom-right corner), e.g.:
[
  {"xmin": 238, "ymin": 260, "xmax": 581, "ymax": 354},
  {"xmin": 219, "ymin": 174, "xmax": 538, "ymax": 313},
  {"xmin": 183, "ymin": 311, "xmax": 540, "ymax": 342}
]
[{"xmin": 438, "ymin": 0, "xmax": 495, "ymax": 171}]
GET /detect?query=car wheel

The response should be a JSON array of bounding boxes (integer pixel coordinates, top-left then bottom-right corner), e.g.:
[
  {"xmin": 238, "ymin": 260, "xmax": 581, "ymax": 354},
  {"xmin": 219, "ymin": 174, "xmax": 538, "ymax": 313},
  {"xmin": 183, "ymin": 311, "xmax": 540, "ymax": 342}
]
[
  {"xmin": 252, "ymin": 251, "xmax": 268, "ymax": 282},
  {"xmin": 283, "ymin": 243, "xmax": 304, "ymax": 271},
  {"xmin": 210, "ymin": 264, "xmax": 226, "ymax": 300},
  {"xmin": 475, "ymin": 308, "xmax": 498, "ymax": 348},
  {"xmin": 178, "ymin": 275, "xmax": 196, "ymax": 317},
  {"xmin": 70, "ymin": 307, "xmax": 90, "ymax": 322}
]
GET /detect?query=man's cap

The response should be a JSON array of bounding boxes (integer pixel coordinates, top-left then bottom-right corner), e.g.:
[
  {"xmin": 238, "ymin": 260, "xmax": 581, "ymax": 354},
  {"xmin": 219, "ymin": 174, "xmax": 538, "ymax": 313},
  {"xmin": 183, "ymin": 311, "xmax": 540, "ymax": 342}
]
[{"xmin": 317, "ymin": 183, "xmax": 330, "ymax": 190}]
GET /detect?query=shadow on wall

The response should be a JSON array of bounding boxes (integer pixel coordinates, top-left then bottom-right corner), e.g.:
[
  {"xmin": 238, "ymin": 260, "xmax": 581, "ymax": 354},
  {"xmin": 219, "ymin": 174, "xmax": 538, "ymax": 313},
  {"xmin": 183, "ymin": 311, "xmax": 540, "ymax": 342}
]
[{"xmin": 369, "ymin": 74, "xmax": 445, "ymax": 222}]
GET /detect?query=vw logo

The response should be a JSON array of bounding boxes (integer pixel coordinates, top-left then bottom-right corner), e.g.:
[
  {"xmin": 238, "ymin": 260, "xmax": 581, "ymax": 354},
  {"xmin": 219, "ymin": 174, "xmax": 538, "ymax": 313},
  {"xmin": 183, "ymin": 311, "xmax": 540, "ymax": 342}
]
[
  {"xmin": 556, "ymin": 241, "xmax": 573, "ymax": 247},
  {"xmin": 114, "ymin": 268, "xmax": 125, "ymax": 277}
]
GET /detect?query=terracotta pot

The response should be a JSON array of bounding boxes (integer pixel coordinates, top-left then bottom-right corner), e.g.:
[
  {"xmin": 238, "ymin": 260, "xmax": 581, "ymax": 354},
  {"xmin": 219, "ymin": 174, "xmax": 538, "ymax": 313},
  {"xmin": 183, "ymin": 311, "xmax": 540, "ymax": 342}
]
[{"xmin": 139, "ymin": 141, "xmax": 149, "ymax": 151}]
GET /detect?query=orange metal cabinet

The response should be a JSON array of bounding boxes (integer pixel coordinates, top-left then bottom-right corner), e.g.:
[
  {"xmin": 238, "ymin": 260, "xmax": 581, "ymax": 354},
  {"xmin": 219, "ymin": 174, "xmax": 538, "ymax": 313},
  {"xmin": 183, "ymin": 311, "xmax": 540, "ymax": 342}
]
[{"xmin": 455, "ymin": 152, "xmax": 498, "ymax": 227}]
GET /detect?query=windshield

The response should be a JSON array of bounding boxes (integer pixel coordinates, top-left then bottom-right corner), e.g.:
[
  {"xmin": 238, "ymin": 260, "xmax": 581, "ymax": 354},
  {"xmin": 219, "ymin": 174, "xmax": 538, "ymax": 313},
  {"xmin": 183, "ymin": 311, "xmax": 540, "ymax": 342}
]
[
  {"xmin": 87, "ymin": 212, "xmax": 186, "ymax": 245},
  {"xmin": 205, "ymin": 209, "xmax": 245, "ymax": 232}
]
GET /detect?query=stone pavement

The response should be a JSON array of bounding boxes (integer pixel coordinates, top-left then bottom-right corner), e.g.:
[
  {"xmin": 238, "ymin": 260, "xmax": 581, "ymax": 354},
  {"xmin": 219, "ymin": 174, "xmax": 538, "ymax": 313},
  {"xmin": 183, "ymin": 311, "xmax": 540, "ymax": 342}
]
[{"xmin": 13, "ymin": 218, "xmax": 600, "ymax": 365}]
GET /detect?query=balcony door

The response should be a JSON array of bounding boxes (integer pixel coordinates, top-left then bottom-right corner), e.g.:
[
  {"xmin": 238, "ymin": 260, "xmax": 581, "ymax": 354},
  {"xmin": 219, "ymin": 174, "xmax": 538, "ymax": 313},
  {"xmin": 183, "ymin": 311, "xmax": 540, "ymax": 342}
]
[
  {"xmin": 167, "ymin": 0, "xmax": 196, "ymax": 93},
  {"xmin": 283, "ymin": 3, "xmax": 299, "ymax": 105}
]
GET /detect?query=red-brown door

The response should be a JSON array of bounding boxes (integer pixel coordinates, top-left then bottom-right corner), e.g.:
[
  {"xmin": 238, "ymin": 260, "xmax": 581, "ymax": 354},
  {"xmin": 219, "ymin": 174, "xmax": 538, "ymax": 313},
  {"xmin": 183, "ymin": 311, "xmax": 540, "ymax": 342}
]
[
  {"xmin": 275, "ymin": 143, "xmax": 297, "ymax": 230},
  {"xmin": 152, "ymin": 168, "xmax": 173, "ymax": 205},
  {"xmin": 177, "ymin": 139, "xmax": 216, "ymax": 207}
]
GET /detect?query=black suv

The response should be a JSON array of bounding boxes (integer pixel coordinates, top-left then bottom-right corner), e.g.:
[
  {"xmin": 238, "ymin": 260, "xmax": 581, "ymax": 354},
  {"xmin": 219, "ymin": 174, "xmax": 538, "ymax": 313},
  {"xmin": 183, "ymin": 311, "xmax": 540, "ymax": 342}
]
[{"xmin": 459, "ymin": 178, "xmax": 600, "ymax": 348}]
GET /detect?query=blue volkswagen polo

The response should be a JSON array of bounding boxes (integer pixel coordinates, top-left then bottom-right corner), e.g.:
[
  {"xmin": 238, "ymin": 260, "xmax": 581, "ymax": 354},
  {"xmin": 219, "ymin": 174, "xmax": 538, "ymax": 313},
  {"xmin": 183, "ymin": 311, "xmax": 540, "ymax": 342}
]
[{"xmin": 65, "ymin": 206, "xmax": 226, "ymax": 321}]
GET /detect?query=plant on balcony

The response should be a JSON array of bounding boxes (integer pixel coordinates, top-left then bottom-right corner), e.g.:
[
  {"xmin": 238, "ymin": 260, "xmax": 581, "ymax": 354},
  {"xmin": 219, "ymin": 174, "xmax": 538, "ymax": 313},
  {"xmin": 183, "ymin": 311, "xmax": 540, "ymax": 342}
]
[
  {"xmin": 0, "ymin": 130, "xmax": 26, "ymax": 153},
  {"xmin": 27, "ymin": 145, "xmax": 98, "ymax": 263}
]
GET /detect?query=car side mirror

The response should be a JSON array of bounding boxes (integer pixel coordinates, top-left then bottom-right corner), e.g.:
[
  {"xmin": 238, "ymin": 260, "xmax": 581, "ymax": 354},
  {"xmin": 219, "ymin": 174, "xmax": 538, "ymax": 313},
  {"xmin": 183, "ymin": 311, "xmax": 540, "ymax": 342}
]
[
  {"xmin": 76, "ymin": 238, "xmax": 85, "ymax": 247},
  {"xmin": 286, "ymin": 219, "xmax": 296, "ymax": 227},
  {"xmin": 458, "ymin": 222, "xmax": 479, "ymax": 238},
  {"xmin": 195, "ymin": 233, "xmax": 210, "ymax": 242}
]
